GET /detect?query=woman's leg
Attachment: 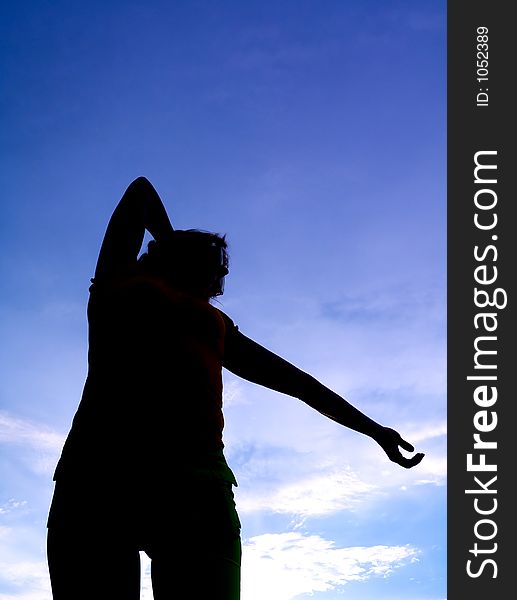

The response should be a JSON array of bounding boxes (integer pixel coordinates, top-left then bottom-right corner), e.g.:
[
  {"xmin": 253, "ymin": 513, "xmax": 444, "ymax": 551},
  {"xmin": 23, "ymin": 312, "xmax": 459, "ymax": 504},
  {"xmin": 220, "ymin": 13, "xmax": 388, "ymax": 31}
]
[
  {"xmin": 144, "ymin": 481, "xmax": 242, "ymax": 600},
  {"xmin": 47, "ymin": 480, "xmax": 142, "ymax": 600},
  {"xmin": 47, "ymin": 525, "xmax": 141, "ymax": 600},
  {"xmin": 148, "ymin": 535, "xmax": 241, "ymax": 600}
]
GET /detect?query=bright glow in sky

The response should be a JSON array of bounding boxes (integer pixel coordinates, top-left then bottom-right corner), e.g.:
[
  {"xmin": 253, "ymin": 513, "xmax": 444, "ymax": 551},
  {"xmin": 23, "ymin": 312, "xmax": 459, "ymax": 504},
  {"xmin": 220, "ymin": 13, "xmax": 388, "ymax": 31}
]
[{"xmin": 0, "ymin": 1, "xmax": 446, "ymax": 599}]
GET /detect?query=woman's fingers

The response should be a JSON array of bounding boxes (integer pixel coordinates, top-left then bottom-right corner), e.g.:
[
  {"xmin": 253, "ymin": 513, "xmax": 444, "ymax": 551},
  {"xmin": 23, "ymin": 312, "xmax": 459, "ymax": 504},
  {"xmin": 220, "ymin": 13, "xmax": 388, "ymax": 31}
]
[
  {"xmin": 377, "ymin": 428, "xmax": 425, "ymax": 469},
  {"xmin": 397, "ymin": 452, "xmax": 425, "ymax": 469},
  {"xmin": 398, "ymin": 437, "xmax": 415, "ymax": 453}
]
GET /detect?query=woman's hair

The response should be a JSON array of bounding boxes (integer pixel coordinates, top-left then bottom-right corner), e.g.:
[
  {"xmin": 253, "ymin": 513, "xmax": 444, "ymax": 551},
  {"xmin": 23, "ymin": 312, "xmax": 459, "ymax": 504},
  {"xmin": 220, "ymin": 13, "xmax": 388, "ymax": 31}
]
[{"xmin": 139, "ymin": 229, "xmax": 229, "ymax": 297}]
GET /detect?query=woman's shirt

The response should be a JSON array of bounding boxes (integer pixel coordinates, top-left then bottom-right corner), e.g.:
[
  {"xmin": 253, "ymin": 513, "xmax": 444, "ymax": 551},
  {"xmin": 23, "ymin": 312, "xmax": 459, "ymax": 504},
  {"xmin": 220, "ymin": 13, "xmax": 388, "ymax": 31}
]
[{"xmin": 53, "ymin": 271, "xmax": 238, "ymax": 487}]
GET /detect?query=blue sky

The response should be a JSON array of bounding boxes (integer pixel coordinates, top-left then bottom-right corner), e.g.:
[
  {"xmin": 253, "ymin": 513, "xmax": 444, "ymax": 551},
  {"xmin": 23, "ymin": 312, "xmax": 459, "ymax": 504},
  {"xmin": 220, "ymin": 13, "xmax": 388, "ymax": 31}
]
[{"xmin": 0, "ymin": 1, "xmax": 446, "ymax": 599}]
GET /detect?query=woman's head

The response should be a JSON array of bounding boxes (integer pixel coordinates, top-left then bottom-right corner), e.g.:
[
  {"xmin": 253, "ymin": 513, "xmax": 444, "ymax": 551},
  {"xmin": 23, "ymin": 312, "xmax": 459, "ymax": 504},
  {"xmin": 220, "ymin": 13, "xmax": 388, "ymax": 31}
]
[{"xmin": 140, "ymin": 229, "xmax": 229, "ymax": 299}]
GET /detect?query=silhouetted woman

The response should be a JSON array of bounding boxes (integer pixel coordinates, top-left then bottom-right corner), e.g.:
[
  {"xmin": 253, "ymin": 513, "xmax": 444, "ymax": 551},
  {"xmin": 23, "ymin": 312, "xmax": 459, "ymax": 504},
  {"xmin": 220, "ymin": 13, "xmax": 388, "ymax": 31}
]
[{"xmin": 47, "ymin": 176, "xmax": 424, "ymax": 600}]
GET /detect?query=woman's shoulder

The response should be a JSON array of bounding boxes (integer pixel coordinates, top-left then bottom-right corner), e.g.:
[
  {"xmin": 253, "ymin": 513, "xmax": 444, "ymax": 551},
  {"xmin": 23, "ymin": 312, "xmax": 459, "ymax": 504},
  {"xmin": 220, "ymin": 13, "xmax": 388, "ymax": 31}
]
[{"xmin": 214, "ymin": 307, "xmax": 239, "ymax": 336}]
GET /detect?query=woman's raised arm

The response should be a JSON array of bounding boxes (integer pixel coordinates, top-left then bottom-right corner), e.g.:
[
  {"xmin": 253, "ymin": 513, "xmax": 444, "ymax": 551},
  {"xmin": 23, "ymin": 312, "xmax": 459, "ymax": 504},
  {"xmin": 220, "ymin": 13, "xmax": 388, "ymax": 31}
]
[{"xmin": 94, "ymin": 176, "xmax": 174, "ymax": 278}]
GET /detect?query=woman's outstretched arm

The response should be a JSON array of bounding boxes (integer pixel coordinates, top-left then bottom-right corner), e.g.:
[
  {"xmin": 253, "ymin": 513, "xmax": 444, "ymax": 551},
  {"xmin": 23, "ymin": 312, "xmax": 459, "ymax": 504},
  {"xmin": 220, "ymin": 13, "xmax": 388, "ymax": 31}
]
[
  {"xmin": 94, "ymin": 177, "xmax": 174, "ymax": 278},
  {"xmin": 223, "ymin": 327, "xmax": 424, "ymax": 469}
]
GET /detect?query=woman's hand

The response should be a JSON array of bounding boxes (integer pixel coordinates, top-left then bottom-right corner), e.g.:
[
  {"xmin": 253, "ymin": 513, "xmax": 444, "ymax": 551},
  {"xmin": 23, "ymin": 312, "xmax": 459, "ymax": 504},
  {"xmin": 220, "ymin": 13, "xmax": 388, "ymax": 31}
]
[{"xmin": 373, "ymin": 426, "xmax": 425, "ymax": 469}]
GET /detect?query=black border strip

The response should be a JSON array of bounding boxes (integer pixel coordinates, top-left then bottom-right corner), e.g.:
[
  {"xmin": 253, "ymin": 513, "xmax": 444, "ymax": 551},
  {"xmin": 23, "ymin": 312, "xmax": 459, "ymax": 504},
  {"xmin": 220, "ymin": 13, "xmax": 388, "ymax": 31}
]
[{"xmin": 448, "ymin": 2, "xmax": 516, "ymax": 598}]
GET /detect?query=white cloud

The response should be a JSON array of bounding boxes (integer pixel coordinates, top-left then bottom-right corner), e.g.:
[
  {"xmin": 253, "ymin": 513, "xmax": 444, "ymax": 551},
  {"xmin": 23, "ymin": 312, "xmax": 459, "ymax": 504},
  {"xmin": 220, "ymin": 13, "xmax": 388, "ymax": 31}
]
[
  {"xmin": 404, "ymin": 422, "xmax": 447, "ymax": 443},
  {"xmin": 0, "ymin": 500, "xmax": 28, "ymax": 516},
  {"xmin": 0, "ymin": 411, "xmax": 64, "ymax": 475},
  {"xmin": 234, "ymin": 443, "xmax": 445, "ymax": 521},
  {"xmin": 222, "ymin": 278, "xmax": 446, "ymax": 500},
  {"xmin": 0, "ymin": 412, "xmax": 64, "ymax": 451},
  {"xmin": 411, "ymin": 455, "xmax": 447, "ymax": 484},
  {"xmin": 223, "ymin": 378, "xmax": 250, "ymax": 409},
  {"xmin": 225, "ymin": 406, "xmax": 446, "ymax": 511},
  {"xmin": 93, "ymin": 536, "xmax": 421, "ymax": 600},
  {"xmin": 238, "ymin": 468, "xmax": 375, "ymax": 517},
  {"xmin": 0, "ymin": 519, "xmax": 52, "ymax": 600},
  {"xmin": 241, "ymin": 532, "xmax": 419, "ymax": 600},
  {"xmin": 140, "ymin": 553, "xmax": 153, "ymax": 600},
  {"xmin": 0, "ymin": 559, "xmax": 51, "ymax": 600}
]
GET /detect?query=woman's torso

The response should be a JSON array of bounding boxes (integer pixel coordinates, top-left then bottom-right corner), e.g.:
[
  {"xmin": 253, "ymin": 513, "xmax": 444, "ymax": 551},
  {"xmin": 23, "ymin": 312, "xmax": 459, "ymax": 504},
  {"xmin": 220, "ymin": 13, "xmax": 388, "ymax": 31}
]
[{"xmin": 53, "ymin": 271, "xmax": 237, "ymax": 487}]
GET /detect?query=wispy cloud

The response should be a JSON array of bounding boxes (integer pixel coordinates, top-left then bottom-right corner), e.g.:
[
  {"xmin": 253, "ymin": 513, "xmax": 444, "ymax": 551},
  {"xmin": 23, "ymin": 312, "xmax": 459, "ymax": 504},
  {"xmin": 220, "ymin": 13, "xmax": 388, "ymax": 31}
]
[
  {"xmin": 0, "ymin": 559, "xmax": 51, "ymax": 600},
  {"xmin": 0, "ymin": 500, "xmax": 28, "ymax": 516},
  {"xmin": 235, "ymin": 444, "xmax": 445, "ymax": 520},
  {"xmin": 238, "ymin": 468, "xmax": 375, "ymax": 517},
  {"xmin": 241, "ymin": 532, "xmax": 419, "ymax": 600},
  {"xmin": 405, "ymin": 422, "xmax": 447, "ymax": 443},
  {"xmin": 223, "ymin": 378, "xmax": 250, "ymax": 409},
  {"xmin": 0, "ymin": 411, "xmax": 64, "ymax": 475},
  {"xmin": 225, "ymin": 383, "xmax": 446, "ymax": 499},
  {"xmin": 0, "ymin": 532, "xmax": 420, "ymax": 600},
  {"xmin": 0, "ymin": 412, "xmax": 64, "ymax": 451},
  {"xmin": 110, "ymin": 537, "xmax": 421, "ymax": 600}
]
